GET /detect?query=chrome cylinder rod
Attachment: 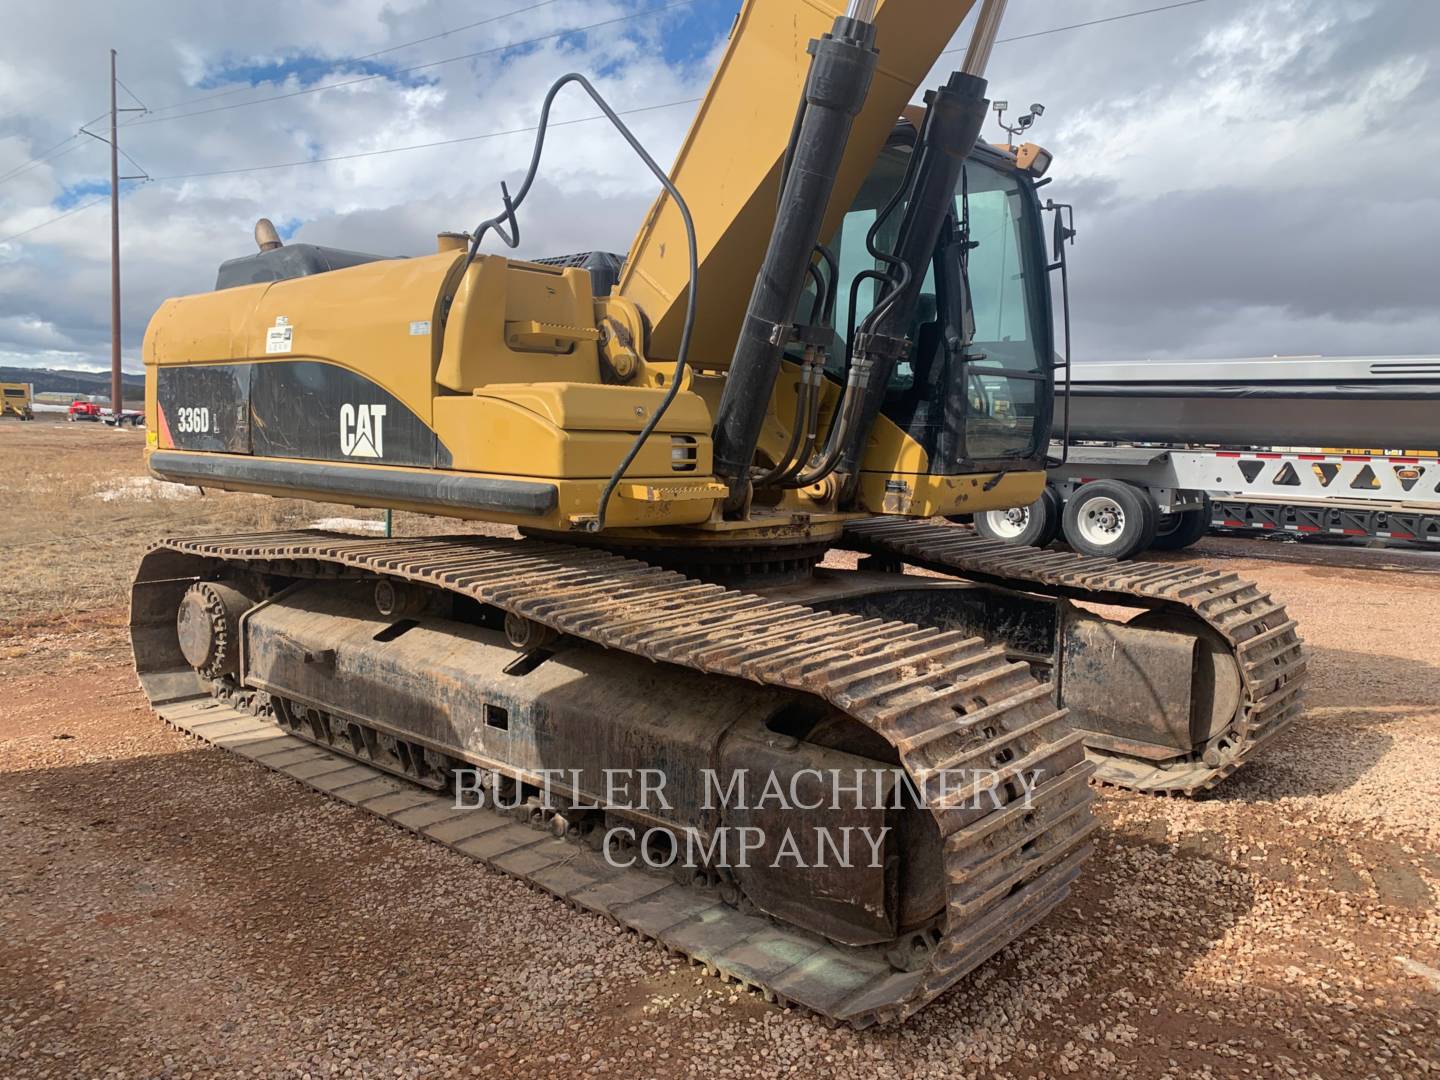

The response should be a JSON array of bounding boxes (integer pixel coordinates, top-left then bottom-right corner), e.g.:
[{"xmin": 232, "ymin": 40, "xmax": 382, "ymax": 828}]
[{"xmin": 960, "ymin": 0, "xmax": 1009, "ymax": 77}]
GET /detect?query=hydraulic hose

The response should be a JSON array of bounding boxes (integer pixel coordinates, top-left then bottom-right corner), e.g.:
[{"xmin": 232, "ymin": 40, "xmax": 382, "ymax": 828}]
[
  {"xmin": 709, "ymin": 11, "xmax": 880, "ymax": 500},
  {"xmin": 462, "ymin": 73, "xmax": 700, "ymax": 534},
  {"xmin": 833, "ymin": 69, "xmax": 993, "ymax": 500}
]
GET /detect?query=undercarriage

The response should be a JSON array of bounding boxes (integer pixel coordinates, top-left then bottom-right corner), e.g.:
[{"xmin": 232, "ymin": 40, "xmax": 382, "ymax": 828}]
[{"xmin": 129, "ymin": 521, "xmax": 1302, "ymax": 1023}]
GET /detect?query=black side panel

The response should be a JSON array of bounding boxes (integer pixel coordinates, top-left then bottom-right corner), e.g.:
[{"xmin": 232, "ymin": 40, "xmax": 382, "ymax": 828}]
[
  {"xmin": 250, "ymin": 360, "xmax": 437, "ymax": 468},
  {"xmin": 149, "ymin": 452, "xmax": 558, "ymax": 516},
  {"xmin": 215, "ymin": 244, "xmax": 392, "ymax": 290},
  {"xmin": 156, "ymin": 364, "xmax": 252, "ymax": 453}
]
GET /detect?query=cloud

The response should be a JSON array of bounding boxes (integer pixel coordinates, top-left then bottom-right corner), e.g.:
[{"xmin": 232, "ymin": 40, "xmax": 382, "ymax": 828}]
[
  {"xmin": 0, "ymin": 0, "xmax": 725, "ymax": 370},
  {"xmin": 963, "ymin": 0, "xmax": 1440, "ymax": 361},
  {"xmin": 0, "ymin": 0, "xmax": 1436, "ymax": 375}
]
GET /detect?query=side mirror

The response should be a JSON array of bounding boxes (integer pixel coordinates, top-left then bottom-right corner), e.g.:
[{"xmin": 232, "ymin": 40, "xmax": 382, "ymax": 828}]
[{"xmin": 1045, "ymin": 199, "xmax": 1076, "ymax": 254}]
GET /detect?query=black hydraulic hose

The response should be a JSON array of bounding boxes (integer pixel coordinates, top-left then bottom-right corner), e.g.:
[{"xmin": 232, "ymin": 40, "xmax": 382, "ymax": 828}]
[
  {"xmin": 751, "ymin": 264, "xmax": 827, "ymax": 487},
  {"xmin": 783, "ymin": 123, "xmax": 921, "ymax": 494},
  {"xmin": 778, "ymin": 366, "xmax": 826, "ymax": 485},
  {"xmin": 791, "ymin": 362, "xmax": 870, "ymax": 486},
  {"xmin": 709, "ymin": 13, "xmax": 879, "ymax": 492},
  {"xmin": 804, "ymin": 260, "xmax": 827, "ymax": 326},
  {"xmin": 757, "ymin": 243, "xmax": 839, "ymax": 490},
  {"xmin": 834, "ymin": 70, "xmax": 992, "ymax": 496},
  {"xmin": 843, "ymin": 268, "xmax": 900, "ymax": 364},
  {"xmin": 462, "ymin": 72, "xmax": 699, "ymax": 533},
  {"xmin": 753, "ymin": 351, "xmax": 817, "ymax": 487},
  {"xmin": 776, "ymin": 265, "xmax": 904, "ymax": 490},
  {"xmin": 846, "ymin": 124, "xmax": 923, "ymax": 342},
  {"xmin": 814, "ymin": 242, "xmax": 839, "ymax": 324}
]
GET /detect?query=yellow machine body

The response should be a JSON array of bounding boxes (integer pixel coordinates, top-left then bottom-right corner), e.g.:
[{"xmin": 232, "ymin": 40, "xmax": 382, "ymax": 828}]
[
  {"xmin": 142, "ymin": 0, "xmax": 1048, "ymax": 538},
  {"xmin": 0, "ymin": 381, "xmax": 34, "ymax": 419},
  {"xmin": 143, "ymin": 244, "xmax": 1042, "ymax": 532}
]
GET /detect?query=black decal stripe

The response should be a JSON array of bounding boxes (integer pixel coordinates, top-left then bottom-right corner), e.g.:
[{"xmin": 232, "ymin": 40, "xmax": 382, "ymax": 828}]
[
  {"xmin": 156, "ymin": 364, "xmax": 252, "ymax": 453},
  {"xmin": 155, "ymin": 360, "xmax": 454, "ymax": 467},
  {"xmin": 250, "ymin": 360, "xmax": 436, "ymax": 467},
  {"xmin": 150, "ymin": 452, "xmax": 557, "ymax": 516}
]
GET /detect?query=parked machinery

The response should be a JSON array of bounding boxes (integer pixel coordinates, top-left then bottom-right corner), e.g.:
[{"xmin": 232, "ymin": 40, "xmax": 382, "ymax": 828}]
[
  {"xmin": 0, "ymin": 382, "xmax": 34, "ymax": 420},
  {"xmin": 129, "ymin": 0, "xmax": 1304, "ymax": 1023}
]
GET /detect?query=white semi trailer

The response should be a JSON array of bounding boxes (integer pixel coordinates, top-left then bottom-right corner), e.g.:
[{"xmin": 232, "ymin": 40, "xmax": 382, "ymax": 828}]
[{"xmin": 971, "ymin": 356, "xmax": 1440, "ymax": 559}]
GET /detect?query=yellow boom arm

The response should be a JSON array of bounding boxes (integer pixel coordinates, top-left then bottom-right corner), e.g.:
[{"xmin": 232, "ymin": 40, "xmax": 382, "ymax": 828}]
[{"xmin": 618, "ymin": 0, "xmax": 980, "ymax": 365}]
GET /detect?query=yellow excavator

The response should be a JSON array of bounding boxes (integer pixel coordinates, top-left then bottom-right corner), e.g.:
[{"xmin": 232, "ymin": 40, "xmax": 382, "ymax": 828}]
[{"xmin": 130, "ymin": 0, "xmax": 1304, "ymax": 1024}]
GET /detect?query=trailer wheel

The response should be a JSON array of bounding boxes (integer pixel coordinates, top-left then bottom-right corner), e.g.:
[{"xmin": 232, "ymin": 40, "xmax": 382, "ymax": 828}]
[
  {"xmin": 1151, "ymin": 499, "xmax": 1212, "ymax": 551},
  {"xmin": 1062, "ymin": 480, "xmax": 1156, "ymax": 560},
  {"xmin": 973, "ymin": 487, "xmax": 1062, "ymax": 548}
]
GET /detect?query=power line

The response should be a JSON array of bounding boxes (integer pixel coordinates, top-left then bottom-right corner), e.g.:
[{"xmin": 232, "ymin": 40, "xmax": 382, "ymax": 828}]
[
  {"xmin": 942, "ymin": 0, "xmax": 1211, "ymax": 55},
  {"xmin": 128, "ymin": 0, "xmax": 697, "ymax": 127},
  {"xmin": 143, "ymin": 0, "xmax": 1202, "ymax": 176},
  {"xmin": 0, "ymin": 197, "xmax": 107, "ymax": 245},
  {"xmin": 0, "ymin": 108, "xmax": 114, "ymax": 188},
  {"xmin": 0, "ymin": 133, "xmax": 78, "ymax": 184},
  {"xmin": 2, "ymin": 0, "xmax": 1214, "ymax": 245},
  {"xmin": 140, "ymin": 0, "xmax": 568, "ymax": 117},
  {"xmin": 152, "ymin": 96, "xmax": 701, "ymax": 180},
  {"xmin": 0, "ymin": 138, "xmax": 84, "ymax": 187},
  {"xmin": 114, "ymin": 76, "xmax": 148, "ymax": 111},
  {"xmin": 0, "ymin": 95, "xmax": 697, "ymax": 245}
]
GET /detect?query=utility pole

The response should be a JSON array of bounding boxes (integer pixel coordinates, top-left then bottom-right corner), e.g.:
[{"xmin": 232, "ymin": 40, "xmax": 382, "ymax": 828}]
[
  {"xmin": 83, "ymin": 52, "xmax": 147, "ymax": 425},
  {"xmin": 109, "ymin": 48, "xmax": 120, "ymax": 423}
]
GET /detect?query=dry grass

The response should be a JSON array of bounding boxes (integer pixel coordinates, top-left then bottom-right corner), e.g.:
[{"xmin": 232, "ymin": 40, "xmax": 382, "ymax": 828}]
[
  {"xmin": 2, "ymin": 417, "xmax": 1438, "ymax": 1078},
  {"xmin": 0, "ymin": 420, "xmax": 509, "ymax": 641}
]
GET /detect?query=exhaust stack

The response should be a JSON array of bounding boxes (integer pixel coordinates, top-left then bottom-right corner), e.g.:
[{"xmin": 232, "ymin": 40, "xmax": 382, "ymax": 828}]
[{"xmin": 254, "ymin": 218, "xmax": 283, "ymax": 251}]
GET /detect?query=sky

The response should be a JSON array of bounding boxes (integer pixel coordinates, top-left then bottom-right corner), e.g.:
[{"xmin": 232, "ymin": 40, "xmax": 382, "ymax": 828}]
[{"xmin": 0, "ymin": 0, "xmax": 1436, "ymax": 374}]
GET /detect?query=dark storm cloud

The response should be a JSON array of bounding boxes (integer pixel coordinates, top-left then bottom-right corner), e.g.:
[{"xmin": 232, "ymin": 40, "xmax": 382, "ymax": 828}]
[{"xmin": 969, "ymin": 0, "xmax": 1440, "ymax": 360}]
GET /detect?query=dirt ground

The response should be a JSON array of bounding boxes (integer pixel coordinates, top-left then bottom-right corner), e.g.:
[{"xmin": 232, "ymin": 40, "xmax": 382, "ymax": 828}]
[{"xmin": 1, "ymin": 419, "xmax": 1437, "ymax": 1079}]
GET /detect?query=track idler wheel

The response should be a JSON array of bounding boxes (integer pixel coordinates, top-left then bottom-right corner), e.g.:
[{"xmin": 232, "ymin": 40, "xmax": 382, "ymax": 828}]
[
  {"xmin": 504, "ymin": 611, "xmax": 559, "ymax": 650},
  {"xmin": 175, "ymin": 581, "xmax": 256, "ymax": 679}
]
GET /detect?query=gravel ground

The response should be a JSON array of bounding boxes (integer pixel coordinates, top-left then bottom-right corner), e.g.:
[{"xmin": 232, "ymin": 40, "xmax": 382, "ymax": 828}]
[{"xmin": 3, "ymin": 510, "xmax": 1439, "ymax": 1076}]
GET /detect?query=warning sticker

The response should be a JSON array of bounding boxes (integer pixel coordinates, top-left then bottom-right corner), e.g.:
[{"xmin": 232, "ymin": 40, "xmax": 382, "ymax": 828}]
[
  {"xmin": 266, "ymin": 316, "xmax": 293, "ymax": 354},
  {"xmin": 409, "ymin": 320, "xmax": 431, "ymax": 336}
]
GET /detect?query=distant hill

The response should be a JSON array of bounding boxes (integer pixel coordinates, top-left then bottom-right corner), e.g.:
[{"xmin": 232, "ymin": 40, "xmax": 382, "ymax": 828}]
[{"xmin": 0, "ymin": 366, "xmax": 145, "ymax": 396}]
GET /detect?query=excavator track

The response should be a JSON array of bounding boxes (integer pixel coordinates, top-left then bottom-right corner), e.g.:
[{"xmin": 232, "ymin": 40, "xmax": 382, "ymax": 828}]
[
  {"xmin": 131, "ymin": 531, "xmax": 1097, "ymax": 1027},
  {"xmin": 840, "ymin": 518, "xmax": 1306, "ymax": 795}
]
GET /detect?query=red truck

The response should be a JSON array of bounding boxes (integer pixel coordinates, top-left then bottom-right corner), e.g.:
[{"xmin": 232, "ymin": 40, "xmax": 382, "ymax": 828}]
[{"xmin": 68, "ymin": 400, "xmax": 143, "ymax": 426}]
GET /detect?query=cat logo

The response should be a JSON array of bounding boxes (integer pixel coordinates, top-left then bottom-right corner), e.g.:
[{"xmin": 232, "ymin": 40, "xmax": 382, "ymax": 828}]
[{"xmin": 340, "ymin": 403, "xmax": 387, "ymax": 458}]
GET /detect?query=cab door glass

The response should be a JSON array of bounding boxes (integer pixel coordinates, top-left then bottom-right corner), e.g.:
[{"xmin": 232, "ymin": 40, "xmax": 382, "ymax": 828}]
[{"xmin": 799, "ymin": 146, "xmax": 1052, "ymax": 470}]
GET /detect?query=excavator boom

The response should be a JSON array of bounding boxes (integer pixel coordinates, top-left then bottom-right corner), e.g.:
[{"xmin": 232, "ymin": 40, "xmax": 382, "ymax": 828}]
[{"xmin": 618, "ymin": 0, "xmax": 983, "ymax": 363}]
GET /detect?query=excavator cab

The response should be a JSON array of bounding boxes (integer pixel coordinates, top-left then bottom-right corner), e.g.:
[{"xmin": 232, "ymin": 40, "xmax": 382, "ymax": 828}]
[{"xmin": 813, "ymin": 129, "xmax": 1054, "ymax": 477}]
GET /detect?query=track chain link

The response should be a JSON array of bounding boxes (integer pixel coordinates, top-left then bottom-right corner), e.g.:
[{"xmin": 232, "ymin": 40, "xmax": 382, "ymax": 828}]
[{"xmin": 135, "ymin": 531, "xmax": 1098, "ymax": 1025}]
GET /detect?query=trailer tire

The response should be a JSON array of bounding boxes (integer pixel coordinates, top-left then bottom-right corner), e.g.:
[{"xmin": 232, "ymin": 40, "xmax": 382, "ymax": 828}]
[
  {"xmin": 973, "ymin": 487, "xmax": 1062, "ymax": 548},
  {"xmin": 1062, "ymin": 480, "xmax": 1156, "ymax": 560},
  {"xmin": 1152, "ymin": 500, "xmax": 1212, "ymax": 551}
]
